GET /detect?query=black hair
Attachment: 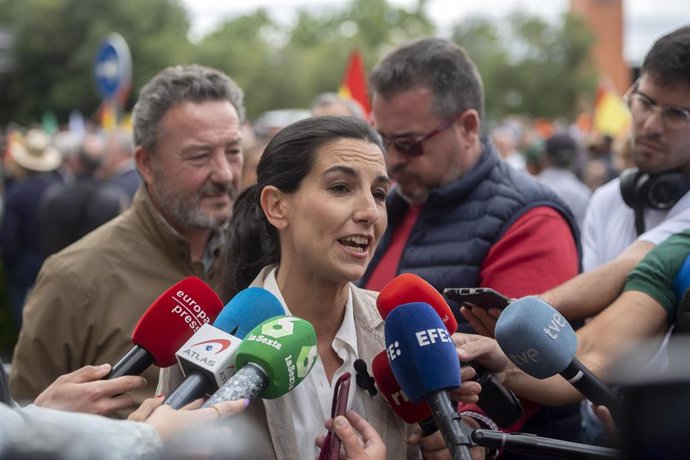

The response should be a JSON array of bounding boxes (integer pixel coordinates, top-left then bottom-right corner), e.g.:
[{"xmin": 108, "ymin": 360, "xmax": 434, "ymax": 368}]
[
  {"xmin": 369, "ymin": 37, "xmax": 485, "ymax": 120},
  {"xmin": 221, "ymin": 116, "xmax": 384, "ymax": 299},
  {"xmin": 642, "ymin": 26, "xmax": 690, "ymax": 87}
]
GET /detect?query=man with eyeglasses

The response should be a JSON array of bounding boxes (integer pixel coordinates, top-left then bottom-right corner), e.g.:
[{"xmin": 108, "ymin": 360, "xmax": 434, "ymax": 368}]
[
  {"xmin": 575, "ymin": 26, "xmax": 690, "ymax": 280},
  {"xmin": 460, "ymin": 25, "xmax": 690, "ymax": 449},
  {"xmin": 359, "ymin": 37, "xmax": 583, "ymax": 457},
  {"xmin": 531, "ymin": 26, "xmax": 690, "ymax": 326}
]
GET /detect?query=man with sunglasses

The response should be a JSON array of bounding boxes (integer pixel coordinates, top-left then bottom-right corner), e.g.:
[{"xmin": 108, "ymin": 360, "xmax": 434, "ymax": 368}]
[{"xmin": 360, "ymin": 37, "xmax": 583, "ymax": 457}]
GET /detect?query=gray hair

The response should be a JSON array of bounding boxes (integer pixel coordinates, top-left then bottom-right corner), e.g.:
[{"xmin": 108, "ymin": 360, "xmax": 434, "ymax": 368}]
[
  {"xmin": 132, "ymin": 65, "xmax": 245, "ymax": 151},
  {"xmin": 370, "ymin": 37, "xmax": 485, "ymax": 120}
]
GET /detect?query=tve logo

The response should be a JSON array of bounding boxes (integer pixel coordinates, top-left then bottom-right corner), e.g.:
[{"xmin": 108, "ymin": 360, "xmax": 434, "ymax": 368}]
[
  {"xmin": 416, "ymin": 328, "xmax": 451, "ymax": 346},
  {"xmin": 543, "ymin": 312, "xmax": 567, "ymax": 340},
  {"xmin": 509, "ymin": 348, "xmax": 540, "ymax": 366}
]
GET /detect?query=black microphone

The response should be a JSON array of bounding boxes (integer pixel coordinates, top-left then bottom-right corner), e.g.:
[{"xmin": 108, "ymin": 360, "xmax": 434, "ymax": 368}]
[
  {"xmin": 354, "ymin": 358, "xmax": 377, "ymax": 396},
  {"xmin": 471, "ymin": 430, "xmax": 620, "ymax": 459},
  {"xmin": 473, "ymin": 366, "xmax": 523, "ymax": 428}
]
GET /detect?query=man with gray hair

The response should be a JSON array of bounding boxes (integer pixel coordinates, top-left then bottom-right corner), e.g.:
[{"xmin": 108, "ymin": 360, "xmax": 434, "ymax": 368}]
[{"xmin": 11, "ymin": 65, "xmax": 245, "ymax": 417}]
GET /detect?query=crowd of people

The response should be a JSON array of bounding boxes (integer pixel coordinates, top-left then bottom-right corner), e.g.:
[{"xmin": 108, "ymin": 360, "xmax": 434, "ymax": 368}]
[{"xmin": 0, "ymin": 24, "xmax": 688, "ymax": 459}]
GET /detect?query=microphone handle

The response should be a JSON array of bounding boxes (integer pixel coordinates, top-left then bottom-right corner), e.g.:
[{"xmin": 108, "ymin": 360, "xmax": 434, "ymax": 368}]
[
  {"xmin": 106, "ymin": 345, "xmax": 154, "ymax": 379},
  {"xmin": 474, "ymin": 366, "xmax": 524, "ymax": 428},
  {"xmin": 561, "ymin": 358, "xmax": 621, "ymax": 421},
  {"xmin": 164, "ymin": 372, "xmax": 213, "ymax": 409},
  {"xmin": 471, "ymin": 429, "xmax": 620, "ymax": 459},
  {"xmin": 202, "ymin": 363, "xmax": 268, "ymax": 407},
  {"xmin": 419, "ymin": 417, "xmax": 438, "ymax": 436},
  {"xmin": 426, "ymin": 390, "xmax": 473, "ymax": 460}
]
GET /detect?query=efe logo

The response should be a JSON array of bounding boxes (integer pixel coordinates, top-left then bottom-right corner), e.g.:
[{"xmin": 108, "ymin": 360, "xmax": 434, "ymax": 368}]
[
  {"xmin": 416, "ymin": 328, "xmax": 451, "ymax": 346},
  {"xmin": 387, "ymin": 341, "xmax": 401, "ymax": 361}
]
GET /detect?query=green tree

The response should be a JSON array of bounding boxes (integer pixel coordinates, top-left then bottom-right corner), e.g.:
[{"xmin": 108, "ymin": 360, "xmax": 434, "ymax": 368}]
[
  {"xmin": 451, "ymin": 11, "xmax": 596, "ymax": 123},
  {"xmin": 0, "ymin": 0, "xmax": 193, "ymax": 125},
  {"xmin": 194, "ymin": 0, "xmax": 435, "ymax": 119}
]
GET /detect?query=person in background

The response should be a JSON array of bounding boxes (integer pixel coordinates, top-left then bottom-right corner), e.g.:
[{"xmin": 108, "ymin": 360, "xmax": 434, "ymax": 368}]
[
  {"xmin": 311, "ymin": 92, "xmax": 366, "ymax": 119},
  {"xmin": 490, "ymin": 125, "xmax": 525, "ymax": 170},
  {"xmin": 102, "ymin": 129, "xmax": 140, "ymax": 201},
  {"xmin": 0, "ymin": 129, "xmax": 63, "ymax": 329},
  {"xmin": 10, "ymin": 65, "xmax": 245, "ymax": 416},
  {"xmin": 39, "ymin": 131, "xmax": 129, "ymax": 255},
  {"xmin": 536, "ymin": 133, "xmax": 592, "ymax": 229}
]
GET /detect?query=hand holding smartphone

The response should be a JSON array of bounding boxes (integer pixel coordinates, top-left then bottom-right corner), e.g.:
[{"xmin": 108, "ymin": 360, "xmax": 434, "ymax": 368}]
[
  {"xmin": 319, "ymin": 372, "xmax": 352, "ymax": 460},
  {"xmin": 443, "ymin": 287, "xmax": 512, "ymax": 310}
]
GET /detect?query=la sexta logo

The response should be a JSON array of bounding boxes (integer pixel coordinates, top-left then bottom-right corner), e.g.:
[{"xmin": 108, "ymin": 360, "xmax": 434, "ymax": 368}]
[{"xmin": 189, "ymin": 338, "xmax": 232, "ymax": 354}]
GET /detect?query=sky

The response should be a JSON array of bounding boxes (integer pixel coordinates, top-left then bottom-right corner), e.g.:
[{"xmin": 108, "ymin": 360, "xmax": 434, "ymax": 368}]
[{"xmin": 181, "ymin": 0, "xmax": 690, "ymax": 65}]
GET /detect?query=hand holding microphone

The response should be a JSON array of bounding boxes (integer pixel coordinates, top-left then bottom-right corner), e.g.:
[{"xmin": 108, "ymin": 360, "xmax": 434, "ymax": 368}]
[
  {"xmin": 33, "ymin": 277, "xmax": 223, "ymax": 416},
  {"xmin": 33, "ymin": 364, "xmax": 147, "ymax": 415},
  {"xmin": 378, "ymin": 273, "xmax": 523, "ymax": 428},
  {"xmin": 385, "ymin": 302, "xmax": 473, "ymax": 460},
  {"xmin": 494, "ymin": 296, "xmax": 621, "ymax": 419},
  {"xmin": 107, "ymin": 276, "xmax": 224, "ymax": 379},
  {"xmin": 202, "ymin": 314, "xmax": 318, "ymax": 406},
  {"xmin": 164, "ymin": 287, "xmax": 284, "ymax": 408}
]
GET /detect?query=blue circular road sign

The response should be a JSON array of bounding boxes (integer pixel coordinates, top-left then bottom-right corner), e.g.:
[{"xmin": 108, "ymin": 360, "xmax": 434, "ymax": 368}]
[{"xmin": 93, "ymin": 33, "xmax": 132, "ymax": 100}]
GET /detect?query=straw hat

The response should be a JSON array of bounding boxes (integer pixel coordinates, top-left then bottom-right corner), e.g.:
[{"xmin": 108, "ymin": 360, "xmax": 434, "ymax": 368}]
[{"xmin": 8, "ymin": 129, "xmax": 62, "ymax": 172}]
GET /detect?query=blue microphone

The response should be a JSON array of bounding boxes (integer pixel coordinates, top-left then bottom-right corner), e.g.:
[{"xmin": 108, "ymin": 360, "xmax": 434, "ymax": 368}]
[
  {"xmin": 214, "ymin": 287, "xmax": 286, "ymax": 339},
  {"xmin": 495, "ymin": 296, "xmax": 620, "ymax": 417},
  {"xmin": 385, "ymin": 302, "xmax": 471, "ymax": 460},
  {"xmin": 165, "ymin": 287, "xmax": 285, "ymax": 408}
]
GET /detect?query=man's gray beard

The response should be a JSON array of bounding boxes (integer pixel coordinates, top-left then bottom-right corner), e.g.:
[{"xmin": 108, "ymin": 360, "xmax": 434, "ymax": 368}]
[{"xmin": 149, "ymin": 178, "xmax": 231, "ymax": 231}]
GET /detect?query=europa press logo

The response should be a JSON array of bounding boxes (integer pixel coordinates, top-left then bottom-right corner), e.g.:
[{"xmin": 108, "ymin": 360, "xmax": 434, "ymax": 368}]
[{"xmin": 189, "ymin": 338, "xmax": 232, "ymax": 354}]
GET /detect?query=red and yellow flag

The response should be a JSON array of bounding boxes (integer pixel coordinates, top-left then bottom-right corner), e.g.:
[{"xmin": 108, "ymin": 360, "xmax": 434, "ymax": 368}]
[
  {"xmin": 338, "ymin": 49, "xmax": 370, "ymax": 116},
  {"xmin": 593, "ymin": 80, "xmax": 631, "ymax": 137}
]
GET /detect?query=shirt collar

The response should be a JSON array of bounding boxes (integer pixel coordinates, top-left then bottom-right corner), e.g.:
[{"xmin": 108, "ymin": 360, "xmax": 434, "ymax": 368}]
[{"xmin": 263, "ymin": 267, "xmax": 359, "ymax": 358}]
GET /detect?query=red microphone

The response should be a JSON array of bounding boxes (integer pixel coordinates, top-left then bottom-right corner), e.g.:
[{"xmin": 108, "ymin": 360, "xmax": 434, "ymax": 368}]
[
  {"xmin": 376, "ymin": 274, "xmax": 524, "ymax": 428},
  {"xmin": 372, "ymin": 351, "xmax": 442, "ymax": 435},
  {"xmin": 106, "ymin": 276, "xmax": 223, "ymax": 379},
  {"xmin": 377, "ymin": 273, "xmax": 458, "ymax": 333}
]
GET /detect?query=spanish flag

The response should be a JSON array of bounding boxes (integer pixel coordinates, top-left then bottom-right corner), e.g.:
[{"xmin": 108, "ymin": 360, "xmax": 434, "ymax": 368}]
[
  {"xmin": 593, "ymin": 80, "xmax": 631, "ymax": 137},
  {"xmin": 338, "ymin": 49, "xmax": 370, "ymax": 116}
]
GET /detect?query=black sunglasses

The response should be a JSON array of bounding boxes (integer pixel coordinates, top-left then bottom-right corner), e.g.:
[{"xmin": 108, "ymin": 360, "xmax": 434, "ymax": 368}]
[{"xmin": 380, "ymin": 112, "xmax": 464, "ymax": 157}]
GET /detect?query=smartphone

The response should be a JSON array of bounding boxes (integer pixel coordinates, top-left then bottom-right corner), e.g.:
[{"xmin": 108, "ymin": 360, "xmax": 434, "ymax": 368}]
[
  {"xmin": 443, "ymin": 287, "xmax": 512, "ymax": 310},
  {"xmin": 319, "ymin": 372, "xmax": 351, "ymax": 460}
]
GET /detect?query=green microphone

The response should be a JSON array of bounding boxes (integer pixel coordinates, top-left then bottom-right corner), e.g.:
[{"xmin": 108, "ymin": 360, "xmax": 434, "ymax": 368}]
[{"xmin": 202, "ymin": 315, "xmax": 317, "ymax": 406}]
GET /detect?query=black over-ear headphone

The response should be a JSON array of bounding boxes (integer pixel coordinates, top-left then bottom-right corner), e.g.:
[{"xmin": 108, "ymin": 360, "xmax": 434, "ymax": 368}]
[
  {"xmin": 620, "ymin": 167, "xmax": 690, "ymax": 235},
  {"xmin": 620, "ymin": 167, "xmax": 690, "ymax": 210}
]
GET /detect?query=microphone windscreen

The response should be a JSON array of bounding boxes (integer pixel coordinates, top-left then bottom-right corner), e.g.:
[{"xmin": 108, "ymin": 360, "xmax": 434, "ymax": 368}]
[
  {"xmin": 385, "ymin": 302, "xmax": 461, "ymax": 403},
  {"xmin": 372, "ymin": 350, "xmax": 433, "ymax": 423},
  {"xmin": 235, "ymin": 315, "xmax": 318, "ymax": 399},
  {"xmin": 132, "ymin": 276, "xmax": 223, "ymax": 367},
  {"xmin": 213, "ymin": 287, "xmax": 285, "ymax": 339},
  {"xmin": 495, "ymin": 296, "xmax": 577, "ymax": 379},
  {"xmin": 377, "ymin": 273, "xmax": 458, "ymax": 333}
]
